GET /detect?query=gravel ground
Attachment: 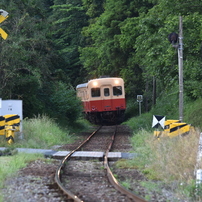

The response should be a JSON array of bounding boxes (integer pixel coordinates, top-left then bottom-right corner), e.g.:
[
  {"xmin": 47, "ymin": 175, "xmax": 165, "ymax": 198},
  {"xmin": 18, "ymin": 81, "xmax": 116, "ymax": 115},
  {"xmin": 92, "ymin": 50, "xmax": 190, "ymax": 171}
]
[
  {"xmin": 2, "ymin": 159, "xmax": 67, "ymax": 202},
  {"xmin": 1, "ymin": 158, "xmax": 190, "ymax": 202}
]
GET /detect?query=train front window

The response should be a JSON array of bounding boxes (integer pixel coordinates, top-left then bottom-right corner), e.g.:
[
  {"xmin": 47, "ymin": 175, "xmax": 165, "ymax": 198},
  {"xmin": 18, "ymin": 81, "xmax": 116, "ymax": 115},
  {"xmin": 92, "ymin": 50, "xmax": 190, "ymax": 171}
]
[
  {"xmin": 91, "ymin": 88, "xmax": 100, "ymax": 97},
  {"xmin": 104, "ymin": 88, "xmax": 110, "ymax": 96},
  {"xmin": 113, "ymin": 86, "xmax": 122, "ymax": 96}
]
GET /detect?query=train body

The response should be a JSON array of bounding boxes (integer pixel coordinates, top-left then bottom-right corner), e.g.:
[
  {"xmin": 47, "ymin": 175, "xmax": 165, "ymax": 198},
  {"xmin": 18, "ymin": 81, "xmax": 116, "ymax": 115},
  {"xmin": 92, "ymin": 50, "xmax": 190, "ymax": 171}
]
[{"xmin": 76, "ymin": 77, "xmax": 126, "ymax": 124}]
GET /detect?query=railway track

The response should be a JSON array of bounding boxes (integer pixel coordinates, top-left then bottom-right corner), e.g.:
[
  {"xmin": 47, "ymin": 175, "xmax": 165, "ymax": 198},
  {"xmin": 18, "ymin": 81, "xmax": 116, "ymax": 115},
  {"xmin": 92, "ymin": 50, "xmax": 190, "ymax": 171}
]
[{"xmin": 55, "ymin": 125, "xmax": 147, "ymax": 202}]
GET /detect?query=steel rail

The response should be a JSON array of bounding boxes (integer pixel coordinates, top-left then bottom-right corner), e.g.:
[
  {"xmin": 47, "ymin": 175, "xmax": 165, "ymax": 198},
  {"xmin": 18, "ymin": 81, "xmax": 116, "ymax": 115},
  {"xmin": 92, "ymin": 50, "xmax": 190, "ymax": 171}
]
[
  {"xmin": 55, "ymin": 125, "xmax": 147, "ymax": 201},
  {"xmin": 104, "ymin": 125, "xmax": 148, "ymax": 202},
  {"xmin": 55, "ymin": 125, "xmax": 102, "ymax": 201}
]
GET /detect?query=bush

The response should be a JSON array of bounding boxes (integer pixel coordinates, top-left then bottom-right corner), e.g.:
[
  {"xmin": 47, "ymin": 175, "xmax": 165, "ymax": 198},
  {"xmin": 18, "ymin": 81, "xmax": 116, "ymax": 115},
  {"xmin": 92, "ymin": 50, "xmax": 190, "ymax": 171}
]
[
  {"xmin": 184, "ymin": 98, "xmax": 202, "ymax": 129},
  {"xmin": 50, "ymin": 81, "xmax": 83, "ymax": 123},
  {"xmin": 124, "ymin": 98, "xmax": 139, "ymax": 120},
  {"xmin": 14, "ymin": 115, "xmax": 75, "ymax": 148}
]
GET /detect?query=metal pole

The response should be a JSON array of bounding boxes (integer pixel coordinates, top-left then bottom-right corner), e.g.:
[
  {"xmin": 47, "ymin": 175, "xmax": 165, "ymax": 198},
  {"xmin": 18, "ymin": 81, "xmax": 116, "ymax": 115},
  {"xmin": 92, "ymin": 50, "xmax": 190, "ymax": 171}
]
[
  {"xmin": 178, "ymin": 16, "xmax": 183, "ymax": 122},
  {"xmin": 139, "ymin": 102, "xmax": 141, "ymax": 116}
]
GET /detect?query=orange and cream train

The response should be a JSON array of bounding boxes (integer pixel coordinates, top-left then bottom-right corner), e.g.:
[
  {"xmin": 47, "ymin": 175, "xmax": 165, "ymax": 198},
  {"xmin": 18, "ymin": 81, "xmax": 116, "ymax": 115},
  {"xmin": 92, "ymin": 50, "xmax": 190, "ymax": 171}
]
[{"xmin": 76, "ymin": 77, "xmax": 126, "ymax": 124}]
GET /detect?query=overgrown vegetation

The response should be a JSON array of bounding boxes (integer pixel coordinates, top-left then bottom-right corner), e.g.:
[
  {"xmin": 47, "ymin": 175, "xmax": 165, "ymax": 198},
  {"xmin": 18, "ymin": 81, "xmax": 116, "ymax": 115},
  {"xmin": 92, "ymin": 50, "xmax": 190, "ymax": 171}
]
[
  {"xmin": 120, "ymin": 92, "xmax": 202, "ymax": 201},
  {"xmin": 0, "ymin": 115, "xmax": 89, "ymax": 148},
  {"xmin": 123, "ymin": 128, "xmax": 200, "ymax": 201}
]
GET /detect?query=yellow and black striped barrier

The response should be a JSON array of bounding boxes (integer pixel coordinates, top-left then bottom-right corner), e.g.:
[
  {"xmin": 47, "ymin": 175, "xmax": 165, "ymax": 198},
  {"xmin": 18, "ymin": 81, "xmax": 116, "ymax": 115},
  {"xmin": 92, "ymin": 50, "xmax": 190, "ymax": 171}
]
[
  {"xmin": 0, "ymin": 9, "xmax": 9, "ymax": 40},
  {"xmin": 0, "ymin": 116, "xmax": 5, "ymax": 136},
  {"xmin": 154, "ymin": 119, "xmax": 193, "ymax": 139},
  {"xmin": 0, "ymin": 114, "xmax": 20, "ymax": 144}
]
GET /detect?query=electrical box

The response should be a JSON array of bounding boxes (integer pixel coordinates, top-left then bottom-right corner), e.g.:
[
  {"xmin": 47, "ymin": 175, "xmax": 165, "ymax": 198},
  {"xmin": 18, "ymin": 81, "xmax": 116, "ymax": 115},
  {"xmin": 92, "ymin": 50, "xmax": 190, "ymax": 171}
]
[{"xmin": 0, "ymin": 99, "xmax": 23, "ymax": 132}]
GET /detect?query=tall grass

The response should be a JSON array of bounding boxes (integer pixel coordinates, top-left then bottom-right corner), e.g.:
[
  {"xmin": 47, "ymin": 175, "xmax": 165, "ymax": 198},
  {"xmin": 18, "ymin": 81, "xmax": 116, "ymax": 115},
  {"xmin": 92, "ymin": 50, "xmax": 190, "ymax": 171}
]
[
  {"xmin": 148, "ymin": 131, "xmax": 199, "ymax": 182},
  {"xmin": 126, "ymin": 128, "xmax": 201, "ymax": 200},
  {"xmin": 0, "ymin": 115, "xmax": 79, "ymax": 148},
  {"xmin": 123, "ymin": 112, "xmax": 153, "ymax": 133},
  {"xmin": 20, "ymin": 115, "xmax": 76, "ymax": 148}
]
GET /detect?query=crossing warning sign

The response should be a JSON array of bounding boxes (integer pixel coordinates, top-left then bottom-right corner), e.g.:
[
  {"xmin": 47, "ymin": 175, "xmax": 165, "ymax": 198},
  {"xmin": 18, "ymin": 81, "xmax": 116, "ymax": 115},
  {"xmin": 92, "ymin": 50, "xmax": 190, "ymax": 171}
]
[{"xmin": 152, "ymin": 115, "xmax": 165, "ymax": 129}]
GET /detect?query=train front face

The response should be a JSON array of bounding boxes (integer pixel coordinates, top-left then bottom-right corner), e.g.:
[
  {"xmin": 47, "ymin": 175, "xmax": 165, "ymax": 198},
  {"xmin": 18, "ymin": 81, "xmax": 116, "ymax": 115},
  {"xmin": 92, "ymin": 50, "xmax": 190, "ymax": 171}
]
[{"xmin": 88, "ymin": 77, "xmax": 126, "ymax": 124}]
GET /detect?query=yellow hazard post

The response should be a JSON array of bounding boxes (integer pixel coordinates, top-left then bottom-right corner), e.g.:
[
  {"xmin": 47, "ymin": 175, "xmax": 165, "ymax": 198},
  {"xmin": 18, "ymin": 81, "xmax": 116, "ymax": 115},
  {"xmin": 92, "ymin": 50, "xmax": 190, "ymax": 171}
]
[
  {"xmin": 4, "ymin": 114, "xmax": 20, "ymax": 144},
  {"xmin": 0, "ymin": 9, "xmax": 9, "ymax": 40},
  {"xmin": 5, "ymin": 126, "xmax": 15, "ymax": 144}
]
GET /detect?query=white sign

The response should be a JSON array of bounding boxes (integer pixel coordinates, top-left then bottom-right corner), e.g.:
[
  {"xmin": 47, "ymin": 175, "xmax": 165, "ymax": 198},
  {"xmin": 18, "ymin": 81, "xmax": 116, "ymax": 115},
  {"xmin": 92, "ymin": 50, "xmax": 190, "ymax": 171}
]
[
  {"xmin": 152, "ymin": 115, "xmax": 165, "ymax": 129},
  {"xmin": 137, "ymin": 95, "xmax": 143, "ymax": 102}
]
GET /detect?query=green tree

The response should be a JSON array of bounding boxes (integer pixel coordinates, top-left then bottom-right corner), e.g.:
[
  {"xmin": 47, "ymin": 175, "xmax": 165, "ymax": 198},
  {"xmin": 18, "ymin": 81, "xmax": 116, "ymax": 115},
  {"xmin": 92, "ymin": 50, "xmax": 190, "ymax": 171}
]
[
  {"xmin": 0, "ymin": 0, "xmax": 69, "ymax": 118},
  {"xmin": 133, "ymin": 0, "xmax": 202, "ymax": 99},
  {"xmin": 50, "ymin": 0, "xmax": 88, "ymax": 85},
  {"xmin": 50, "ymin": 81, "xmax": 82, "ymax": 122},
  {"xmin": 80, "ymin": 0, "xmax": 153, "ymax": 97}
]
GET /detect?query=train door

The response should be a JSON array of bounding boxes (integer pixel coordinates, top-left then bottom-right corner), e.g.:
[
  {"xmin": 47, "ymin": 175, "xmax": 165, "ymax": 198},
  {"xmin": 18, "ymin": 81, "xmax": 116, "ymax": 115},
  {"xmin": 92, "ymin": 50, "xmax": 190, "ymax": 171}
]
[{"xmin": 101, "ymin": 85, "xmax": 112, "ymax": 111}]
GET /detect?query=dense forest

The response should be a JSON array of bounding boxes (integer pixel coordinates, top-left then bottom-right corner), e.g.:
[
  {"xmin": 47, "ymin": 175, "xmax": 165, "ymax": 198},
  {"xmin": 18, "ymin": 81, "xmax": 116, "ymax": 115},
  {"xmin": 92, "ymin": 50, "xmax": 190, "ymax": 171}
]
[{"xmin": 0, "ymin": 0, "xmax": 202, "ymax": 121}]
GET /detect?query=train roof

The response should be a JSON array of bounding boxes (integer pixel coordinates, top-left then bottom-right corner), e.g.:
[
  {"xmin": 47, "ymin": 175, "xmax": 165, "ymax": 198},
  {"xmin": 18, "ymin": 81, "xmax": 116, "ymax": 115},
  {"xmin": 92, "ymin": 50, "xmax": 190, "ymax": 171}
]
[
  {"xmin": 76, "ymin": 77, "xmax": 123, "ymax": 89},
  {"xmin": 76, "ymin": 83, "xmax": 88, "ymax": 89},
  {"xmin": 88, "ymin": 77, "xmax": 123, "ymax": 84}
]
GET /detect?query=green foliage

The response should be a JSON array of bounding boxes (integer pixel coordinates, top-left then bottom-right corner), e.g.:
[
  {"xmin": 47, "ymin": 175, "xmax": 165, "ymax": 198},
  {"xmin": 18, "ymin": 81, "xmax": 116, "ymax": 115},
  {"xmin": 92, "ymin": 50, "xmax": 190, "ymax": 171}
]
[
  {"xmin": 80, "ymin": 0, "xmax": 202, "ymax": 110},
  {"xmin": 0, "ymin": 0, "xmax": 88, "ymax": 121},
  {"xmin": 50, "ymin": 82, "xmax": 82, "ymax": 123},
  {"xmin": 16, "ymin": 115, "xmax": 76, "ymax": 148},
  {"xmin": 121, "ymin": 179, "xmax": 131, "ymax": 190},
  {"xmin": 123, "ymin": 112, "xmax": 153, "ymax": 133},
  {"xmin": 124, "ymin": 98, "xmax": 139, "ymax": 120},
  {"xmin": 80, "ymin": 0, "xmax": 148, "ymax": 79},
  {"xmin": 140, "ymin": 181, "xmax": 161, "ymax": 192},
  {"xmin": 1, "ymin": 0, "xmax": 202, "ymax": 122},
  {"xmin": 179, "ymin": 180, "xmax": 200, "ymax": 200},
  {"xmin": 82, "ymin": 0, "xmax": 104, "ymax": 18},
  {"xmin": 184, "ymin": 98, "xmax": 202, "ymax": 129},
  {"xmin": 50, "ymin": 0, "xmax": 88, "ymax": 85},
  {"xmin": 150, "ymin": 84, "xmax": 179, "ymax": 119}
]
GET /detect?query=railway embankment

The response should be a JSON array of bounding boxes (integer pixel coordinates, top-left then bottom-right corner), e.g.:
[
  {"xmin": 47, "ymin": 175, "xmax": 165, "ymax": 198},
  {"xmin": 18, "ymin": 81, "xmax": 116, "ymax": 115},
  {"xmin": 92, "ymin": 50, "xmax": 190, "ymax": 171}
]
[{"xmin": 0, "ymin": 114, "xmax": 202, "ymax": 201}]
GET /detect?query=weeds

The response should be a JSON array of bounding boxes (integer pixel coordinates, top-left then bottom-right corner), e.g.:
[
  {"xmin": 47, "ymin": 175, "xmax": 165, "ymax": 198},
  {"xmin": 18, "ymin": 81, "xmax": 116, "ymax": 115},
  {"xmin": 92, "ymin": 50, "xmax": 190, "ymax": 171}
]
[
  {"xmin": 5, "ymin": 114, "xmax": 78, "ymax": 149},
  {"xmin": 0, "ymin": 152, "xmax": 43, "ymax": 201},
  {"xmin": 121, "ymin": 179, "xmax": 131, "ymax": 189},
  {"xmin": 122, "ymin": 124, "xmax": 201, "ymax": 200}
]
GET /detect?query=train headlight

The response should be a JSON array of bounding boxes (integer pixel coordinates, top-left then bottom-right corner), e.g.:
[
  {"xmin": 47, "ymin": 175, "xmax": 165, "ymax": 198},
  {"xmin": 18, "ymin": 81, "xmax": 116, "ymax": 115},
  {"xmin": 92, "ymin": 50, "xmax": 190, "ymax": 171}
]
[
  {"xmin": 93, "ymin": 81, "xmax": 98, "ymax": 87},
  {"xmin": 114, "ymin": 80, "xmax": 119, "ymax": 85}
]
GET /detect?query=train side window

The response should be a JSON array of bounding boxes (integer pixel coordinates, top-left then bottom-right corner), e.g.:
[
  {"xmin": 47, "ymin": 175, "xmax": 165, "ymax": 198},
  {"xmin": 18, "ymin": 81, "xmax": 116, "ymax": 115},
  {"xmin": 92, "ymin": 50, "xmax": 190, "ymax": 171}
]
[
  {"xmin": 104, "ymin": 88, "xmax": 110, "ymax": 96},
  {"xmin": 91, "ymin": 88, "xmax": 100, "ymax": 97},
  {"xmin": 113, "ymin": 86, "xmax": 122, "ymax": 96}
]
